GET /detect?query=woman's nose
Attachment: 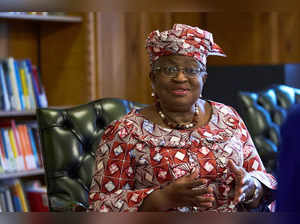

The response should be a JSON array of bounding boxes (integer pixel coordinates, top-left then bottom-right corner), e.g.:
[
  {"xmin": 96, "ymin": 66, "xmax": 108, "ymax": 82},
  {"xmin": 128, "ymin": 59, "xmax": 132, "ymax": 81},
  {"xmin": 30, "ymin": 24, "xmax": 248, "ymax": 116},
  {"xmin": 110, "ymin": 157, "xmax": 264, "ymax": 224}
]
[{"xmin": 174, "ymin": 70, "xmax": 188, "ymax": 81}]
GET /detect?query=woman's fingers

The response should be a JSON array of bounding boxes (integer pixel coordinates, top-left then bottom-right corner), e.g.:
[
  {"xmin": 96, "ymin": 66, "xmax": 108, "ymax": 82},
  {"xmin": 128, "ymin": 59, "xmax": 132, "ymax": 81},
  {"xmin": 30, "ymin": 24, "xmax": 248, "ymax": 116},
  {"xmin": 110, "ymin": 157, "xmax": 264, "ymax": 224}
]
[
  {"xmin": 192, "ymin": 195, "xmax": 215, "ymax": 208},
  {"xmin": 186, "ymin": 178, "xmax": 208, "ymax": 188}
]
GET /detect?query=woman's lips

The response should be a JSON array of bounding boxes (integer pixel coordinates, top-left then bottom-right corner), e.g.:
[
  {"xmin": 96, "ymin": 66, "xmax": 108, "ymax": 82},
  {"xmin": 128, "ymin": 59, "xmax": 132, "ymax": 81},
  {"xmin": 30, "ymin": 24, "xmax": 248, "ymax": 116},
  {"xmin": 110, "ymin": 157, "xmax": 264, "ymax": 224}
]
[{"xmin": 171, "ymin": 89, "xmax": 190, "ymax": 95}]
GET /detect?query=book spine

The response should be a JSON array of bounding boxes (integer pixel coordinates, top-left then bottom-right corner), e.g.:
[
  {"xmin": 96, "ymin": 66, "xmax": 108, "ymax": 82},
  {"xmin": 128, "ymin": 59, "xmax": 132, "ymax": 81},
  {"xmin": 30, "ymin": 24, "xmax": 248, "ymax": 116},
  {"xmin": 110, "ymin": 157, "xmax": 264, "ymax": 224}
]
[
  {"xmin": 13, "ymin": 60, "xmax": 25, "ymax": 111},
  {"xmin": 0, "ymin": 129, "xmax": 9, "ymax": 172},
  {"xmin": 22, "ymin": 125, "xmax": 37, "ymax": 170},
  {"xmin": 7, "ymin": 58, "xmax": 21, "ymax": 111},
  {"xmin": 27, "ymin": 127, "xmax": 40, "ymax": 168},
  {"xmin": 22, "ymin": 60, "xmax": 37, "ymax": 110},
  {"xmin": 14, "ymin": 180, "xmax": 29, "ymax": 212},
  {"xmin": 4, "ymin": 188, "xmax": 14, "ymax": 212},
  {"xmin": 0, "ymin": 64, "xmax": 11, "ymax": 111},
  {"xmin": 17, "ymin": 125, "xmax": 29, "ymax": 170},
  {"xmin": 11, "ymin": 120, "xmax": 26, "ymax": 171},
  {"xmin": 18, "ymin": 62, "xmax": 31, "ymax": 110},
  {"xmin": 3, "ymin": 128, "xmax": 17, "ymax": 171},
  {"xmin": 32, "ymin": 65, "xmax": 48, "ymax": 108}
]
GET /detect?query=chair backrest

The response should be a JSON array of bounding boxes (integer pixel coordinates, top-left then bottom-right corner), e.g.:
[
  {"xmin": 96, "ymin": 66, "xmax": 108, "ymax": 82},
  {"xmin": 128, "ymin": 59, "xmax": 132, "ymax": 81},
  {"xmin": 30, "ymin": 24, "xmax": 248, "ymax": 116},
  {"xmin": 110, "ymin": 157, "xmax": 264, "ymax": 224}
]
[
  {"xmin": 37, "ymin": 98, "xmax": 145, "ymax": 211},
  {"xmin": 237, "ymin": 85, "xmax": 300, "ymax": 173}
]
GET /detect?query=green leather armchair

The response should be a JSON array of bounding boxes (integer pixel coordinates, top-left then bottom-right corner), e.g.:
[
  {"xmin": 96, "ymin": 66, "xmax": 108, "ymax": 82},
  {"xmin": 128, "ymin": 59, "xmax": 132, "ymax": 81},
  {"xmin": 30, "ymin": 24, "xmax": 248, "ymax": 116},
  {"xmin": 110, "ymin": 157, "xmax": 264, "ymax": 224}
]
[
  {"xmin": 37, "ymin": 98, "xmax": 145, "ymax": 211},
  {"xmin": 237, "ymin": 85, "xmax": 300, "ymax": 173}
]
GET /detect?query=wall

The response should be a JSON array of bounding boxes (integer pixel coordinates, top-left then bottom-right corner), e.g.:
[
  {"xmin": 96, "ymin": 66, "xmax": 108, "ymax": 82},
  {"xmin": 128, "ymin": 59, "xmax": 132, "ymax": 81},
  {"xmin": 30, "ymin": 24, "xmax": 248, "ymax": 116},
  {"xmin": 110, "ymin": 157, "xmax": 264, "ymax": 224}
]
[{"xmin": 93, "ymin": 12, "xmax": 300, "ymax": 105}]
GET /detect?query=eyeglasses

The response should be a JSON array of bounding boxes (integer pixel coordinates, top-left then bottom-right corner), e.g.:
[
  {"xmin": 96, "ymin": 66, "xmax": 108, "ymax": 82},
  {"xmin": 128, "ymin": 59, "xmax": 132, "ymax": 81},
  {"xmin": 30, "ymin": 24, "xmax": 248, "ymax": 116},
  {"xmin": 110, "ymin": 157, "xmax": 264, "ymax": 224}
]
[{"xmin": 152, "ymin": 66, "xmax": 206, "ymax": 78}]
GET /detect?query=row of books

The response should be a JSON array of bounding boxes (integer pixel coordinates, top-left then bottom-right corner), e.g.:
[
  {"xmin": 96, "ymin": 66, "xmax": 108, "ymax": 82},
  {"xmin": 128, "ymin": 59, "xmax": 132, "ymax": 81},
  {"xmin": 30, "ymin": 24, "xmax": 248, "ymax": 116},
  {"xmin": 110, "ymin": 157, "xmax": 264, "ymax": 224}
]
[
  {"xmin": 0, "ymin": 120, "xmax": 43, "ymax": 173},
  {"xmin": 0, "ymin": 57, "xmax": 48, "ymax": 111},
  {"xmin": 2, "ymin": 12, "xmax": 66, "ymax": 16},
  {"xmin": 0, "ymin": 179, "xmax": 48, "ymax": 212}
]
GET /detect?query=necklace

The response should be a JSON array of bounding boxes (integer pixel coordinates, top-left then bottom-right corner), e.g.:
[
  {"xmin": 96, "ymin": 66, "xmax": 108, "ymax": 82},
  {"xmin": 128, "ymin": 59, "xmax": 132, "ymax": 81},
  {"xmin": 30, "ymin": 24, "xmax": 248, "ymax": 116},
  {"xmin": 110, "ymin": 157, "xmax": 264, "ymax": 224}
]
[{"xmin": 156, "ymin": 103, "xmax": 199, "ymax": 130}]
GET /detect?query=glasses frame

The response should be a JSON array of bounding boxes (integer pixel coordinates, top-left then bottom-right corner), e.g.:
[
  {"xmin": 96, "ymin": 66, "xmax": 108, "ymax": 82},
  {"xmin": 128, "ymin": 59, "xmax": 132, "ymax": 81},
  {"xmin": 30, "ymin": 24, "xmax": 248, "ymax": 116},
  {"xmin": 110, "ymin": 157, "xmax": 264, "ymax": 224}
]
[{"xmin": 152, "ymin": 65, "xmax": 207, "ymax": 78}]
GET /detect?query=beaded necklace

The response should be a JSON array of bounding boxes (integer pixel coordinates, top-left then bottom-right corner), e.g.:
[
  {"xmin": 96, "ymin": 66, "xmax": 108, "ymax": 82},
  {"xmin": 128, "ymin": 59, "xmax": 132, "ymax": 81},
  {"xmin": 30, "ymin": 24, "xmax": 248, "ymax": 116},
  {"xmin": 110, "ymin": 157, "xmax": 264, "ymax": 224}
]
[{"xmin": 156, "ymin": 103, "xmax": 199, "ymax": 129}]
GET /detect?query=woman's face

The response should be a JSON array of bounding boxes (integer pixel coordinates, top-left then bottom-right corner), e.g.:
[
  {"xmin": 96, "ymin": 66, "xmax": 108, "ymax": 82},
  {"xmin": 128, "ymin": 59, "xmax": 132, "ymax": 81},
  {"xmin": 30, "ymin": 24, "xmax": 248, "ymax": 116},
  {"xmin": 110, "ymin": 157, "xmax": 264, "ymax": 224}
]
[{"xmin": 151, "ymin": 55, "xmax": 207, "ymax": 112}]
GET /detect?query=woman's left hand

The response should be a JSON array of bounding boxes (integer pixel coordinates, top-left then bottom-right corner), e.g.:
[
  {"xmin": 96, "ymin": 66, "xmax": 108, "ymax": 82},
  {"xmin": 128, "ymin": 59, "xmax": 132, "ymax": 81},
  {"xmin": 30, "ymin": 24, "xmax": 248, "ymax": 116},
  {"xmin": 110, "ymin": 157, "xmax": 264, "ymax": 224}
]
[{"xmin": 228, "ymin": 160, "xmax": 263, "ymax": 208}]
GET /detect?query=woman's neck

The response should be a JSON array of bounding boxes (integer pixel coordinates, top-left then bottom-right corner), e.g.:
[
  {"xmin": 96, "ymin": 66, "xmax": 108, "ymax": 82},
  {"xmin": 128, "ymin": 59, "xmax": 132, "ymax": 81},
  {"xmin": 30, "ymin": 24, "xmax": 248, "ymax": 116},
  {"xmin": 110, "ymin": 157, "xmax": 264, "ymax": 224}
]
[{"xmin": 159, "ymin": 101, "xmax": 200, "ymax": 124}]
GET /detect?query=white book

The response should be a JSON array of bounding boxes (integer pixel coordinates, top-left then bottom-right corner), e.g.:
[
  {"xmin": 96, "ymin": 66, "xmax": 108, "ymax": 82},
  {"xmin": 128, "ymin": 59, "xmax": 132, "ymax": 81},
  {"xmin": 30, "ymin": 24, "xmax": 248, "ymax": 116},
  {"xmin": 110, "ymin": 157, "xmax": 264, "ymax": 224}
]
[{"xmin": 6, "ymin": 58, "xmax": 21, "ymax": 111}]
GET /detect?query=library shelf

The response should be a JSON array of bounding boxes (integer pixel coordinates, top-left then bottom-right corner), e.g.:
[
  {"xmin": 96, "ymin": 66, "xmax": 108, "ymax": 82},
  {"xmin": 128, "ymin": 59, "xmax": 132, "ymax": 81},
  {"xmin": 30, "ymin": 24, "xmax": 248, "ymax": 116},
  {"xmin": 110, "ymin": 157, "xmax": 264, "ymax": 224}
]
[
  {"xmin": 0, "ymin": 168, "xmax": 45, "ymax": 179},
  {"xmin": 0, "ymin": 13, "xmax": 82, "ymax": 23}
]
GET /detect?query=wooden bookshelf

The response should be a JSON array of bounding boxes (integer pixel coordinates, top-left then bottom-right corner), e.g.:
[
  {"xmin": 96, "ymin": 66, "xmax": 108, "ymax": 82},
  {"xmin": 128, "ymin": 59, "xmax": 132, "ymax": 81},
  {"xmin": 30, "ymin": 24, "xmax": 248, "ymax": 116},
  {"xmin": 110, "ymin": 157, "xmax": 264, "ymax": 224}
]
[
  {"xmin": 0, "ymin": 168, "xmax": 44, "ymax": 179},
  {"xmin": 0, "ymin": 110, "xmax": 36, "ymax": 117},
  {"xmin": 0, "ymin": 13, "xmax": 82, "ymax": 23}
]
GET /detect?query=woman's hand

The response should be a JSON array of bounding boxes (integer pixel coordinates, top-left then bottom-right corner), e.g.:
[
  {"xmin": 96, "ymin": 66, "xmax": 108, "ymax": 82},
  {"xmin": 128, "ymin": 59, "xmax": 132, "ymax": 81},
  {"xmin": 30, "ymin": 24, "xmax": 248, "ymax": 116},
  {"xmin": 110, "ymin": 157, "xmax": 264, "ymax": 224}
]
[
  {"xmin": 139, "ymin": 170, "xmax": 215, "ymax": 211},
  {"xmin": 228, "ymin": 160, "xmax": 263, "ymax": 208}
]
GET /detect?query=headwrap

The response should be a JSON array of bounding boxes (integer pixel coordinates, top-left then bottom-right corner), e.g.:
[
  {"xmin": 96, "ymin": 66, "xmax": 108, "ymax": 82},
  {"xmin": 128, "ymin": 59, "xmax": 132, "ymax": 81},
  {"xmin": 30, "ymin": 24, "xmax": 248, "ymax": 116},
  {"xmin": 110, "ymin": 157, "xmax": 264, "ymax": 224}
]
[{"xmin": 146, "ymin": 24, "xmax": 226, "ymax": 70}]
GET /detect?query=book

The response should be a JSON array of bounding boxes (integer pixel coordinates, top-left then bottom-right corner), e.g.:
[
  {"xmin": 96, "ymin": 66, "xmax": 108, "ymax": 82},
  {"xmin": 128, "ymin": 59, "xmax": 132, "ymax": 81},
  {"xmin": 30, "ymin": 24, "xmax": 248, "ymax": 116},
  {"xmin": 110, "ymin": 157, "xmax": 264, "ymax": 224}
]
[
  {"xmin": 0, "ymin": 130, "xmax": 9, "ymax": 172},
  {"xmin": 27, "ymin": 127, "xmax": 40, "ymax": 168},
  {"xmin": 4, "ymin": 187, "xmax": 14, "ymax": 212},
  {"xmin": 17, "ymin": 125, "xmax": 36, "ymax": 170},
  {"xmin": 7, "ymin": 128, "xmax": 22, "ymax": 171},
  {"xmin": 4, "ymin": 58, "xmax": 21, "ymax": 111},
  {"xmin": 0, "ymin": 74, "xmax": 4, "ymax": 110},
  {"xmin": 10, "ymin": 182, "xmax": 22, "ymax": 212},
  {"xmin": 10, "ymin": 120, "xmax": 26, "ymax": 171},
  {"xmin": 18, "ymin": 61, "xmax": 31, "ymax": 110},
  {"xmin": 2, "ymin": 61, "xmax": 13, "ymax": 111},
  {"xmin": 0, "ymin": 63, "xmax": 11, "ymax": 111},
  {"xmin": 1, "ymin": 128, "xmax": 15, "ymax": 172},
  {"xmin": 25, "ymin": 182, "xmax": 49, "ymax": 212},
  {"xmin": 14, "ymin": 180, "xmax": 29, "ymax": 212},
  {"xmin": 13, "ymin": 60, "xmax": 25, "ymax": 110}
]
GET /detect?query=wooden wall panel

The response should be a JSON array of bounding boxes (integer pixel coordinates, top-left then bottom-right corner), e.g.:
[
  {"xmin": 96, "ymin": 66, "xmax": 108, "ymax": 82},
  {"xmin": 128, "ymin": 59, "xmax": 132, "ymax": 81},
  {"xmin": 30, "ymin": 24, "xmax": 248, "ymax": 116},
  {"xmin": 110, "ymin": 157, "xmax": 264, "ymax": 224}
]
[
  {"xmin": 7, "ymin": 21, "xmax": 39, "ymax": 65},
  {"xmin": 278, "ymin": 13, "xmax": 300, "ymax": 63},
  {"xmin": 0, "ymin": 22, "xmax": 8, "ymax": 59},
  {"xmin": 40, "ymin": 18, "xmax": 89, "ymax": 106}
]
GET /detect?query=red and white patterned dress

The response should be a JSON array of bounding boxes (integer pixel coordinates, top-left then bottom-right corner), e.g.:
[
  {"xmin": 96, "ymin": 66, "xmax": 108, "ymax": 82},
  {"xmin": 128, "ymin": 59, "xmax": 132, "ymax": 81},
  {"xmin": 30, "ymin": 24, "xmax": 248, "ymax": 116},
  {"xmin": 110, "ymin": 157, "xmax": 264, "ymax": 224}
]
[{"xmin": 88, "ymin": 101, "xmax": 277, "ymax": 212}]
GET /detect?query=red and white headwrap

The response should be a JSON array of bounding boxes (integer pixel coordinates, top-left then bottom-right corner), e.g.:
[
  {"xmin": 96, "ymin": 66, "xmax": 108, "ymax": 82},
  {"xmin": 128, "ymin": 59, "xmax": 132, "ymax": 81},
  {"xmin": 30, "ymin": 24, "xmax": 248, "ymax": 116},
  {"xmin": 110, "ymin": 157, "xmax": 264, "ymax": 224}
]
[{"xmin": 146, "ymin": 24, "xmax": 226, "ymax": 70}]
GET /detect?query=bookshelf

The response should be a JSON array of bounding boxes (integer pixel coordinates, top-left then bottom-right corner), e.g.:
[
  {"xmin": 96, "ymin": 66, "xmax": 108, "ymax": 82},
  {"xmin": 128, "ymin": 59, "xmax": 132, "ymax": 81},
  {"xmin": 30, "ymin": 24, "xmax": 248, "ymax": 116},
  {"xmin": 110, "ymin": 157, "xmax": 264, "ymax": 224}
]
[
  {"xmin": 0, "ymin": 168, "xmax": 44, "ymax": 180},
  {"xmin": 0, "ymin": 13, "xmax": 82, "ymax": 23},
  {"xmin": 0, "ymin": 12, "xmax": 88, "ymax": 212}
]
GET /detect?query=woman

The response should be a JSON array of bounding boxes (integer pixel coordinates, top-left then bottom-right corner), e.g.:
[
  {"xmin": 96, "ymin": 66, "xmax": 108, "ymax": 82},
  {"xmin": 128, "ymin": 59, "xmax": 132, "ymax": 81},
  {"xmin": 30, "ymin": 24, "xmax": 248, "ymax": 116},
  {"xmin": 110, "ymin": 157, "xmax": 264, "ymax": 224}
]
[{"xmin": 88, "ymin": 24, "xmax": 276, "ymax": 212}]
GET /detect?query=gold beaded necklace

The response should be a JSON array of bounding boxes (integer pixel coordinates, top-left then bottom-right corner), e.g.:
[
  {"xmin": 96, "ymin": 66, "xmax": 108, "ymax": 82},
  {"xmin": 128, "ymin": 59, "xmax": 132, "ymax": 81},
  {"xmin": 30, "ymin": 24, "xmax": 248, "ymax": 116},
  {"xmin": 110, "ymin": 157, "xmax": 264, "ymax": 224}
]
[{"xmin": 156, "ymin": 103, "xmax": 199, "ymax": 130}]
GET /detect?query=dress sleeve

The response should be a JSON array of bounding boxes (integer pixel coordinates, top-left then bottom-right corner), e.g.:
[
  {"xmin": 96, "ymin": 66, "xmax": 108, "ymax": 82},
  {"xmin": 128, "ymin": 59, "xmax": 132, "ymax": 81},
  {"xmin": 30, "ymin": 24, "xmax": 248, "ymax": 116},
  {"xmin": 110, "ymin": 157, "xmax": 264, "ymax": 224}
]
[
  {"xmin": 88, "ymin": 120, "xmax": 159, "ymax": 212},
  {"xmin": 231, "ymin": 108, "xmax": 277, "ymax": 209}
]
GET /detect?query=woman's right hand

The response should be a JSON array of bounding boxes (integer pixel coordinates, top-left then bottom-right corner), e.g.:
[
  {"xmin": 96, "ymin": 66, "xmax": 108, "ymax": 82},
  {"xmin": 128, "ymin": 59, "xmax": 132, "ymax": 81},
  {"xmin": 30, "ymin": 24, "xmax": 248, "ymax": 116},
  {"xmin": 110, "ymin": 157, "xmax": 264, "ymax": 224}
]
[{"xmin": 139, "ymin": 171, "xmax": 215, "ymax": 211}]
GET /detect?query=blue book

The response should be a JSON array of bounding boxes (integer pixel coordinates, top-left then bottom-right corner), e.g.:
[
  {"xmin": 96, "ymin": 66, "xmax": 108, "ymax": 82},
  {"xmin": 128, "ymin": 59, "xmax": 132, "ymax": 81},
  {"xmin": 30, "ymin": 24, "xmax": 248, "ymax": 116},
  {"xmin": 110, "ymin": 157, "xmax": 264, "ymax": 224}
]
[
  {"xmin": 27, "ymin": 127, "xmax": 39, "ymax": 168},
  {"xmin": 14, "ymin": 61, "xmax": 25, "ymax": 110},
  {"xmin": 0, "ymin": 64, "xmax": 11, "ymax": 111},
  {"xmin": 0, "ymin": 129, "xmax": 9, "ymax": 163},
  {"xmin": 25, "ymin": 60, "xmax": 41, "ymax": 108},
  {"xmin": 12, "ymin": 195, "xmax": 21, "ymax": 212}
]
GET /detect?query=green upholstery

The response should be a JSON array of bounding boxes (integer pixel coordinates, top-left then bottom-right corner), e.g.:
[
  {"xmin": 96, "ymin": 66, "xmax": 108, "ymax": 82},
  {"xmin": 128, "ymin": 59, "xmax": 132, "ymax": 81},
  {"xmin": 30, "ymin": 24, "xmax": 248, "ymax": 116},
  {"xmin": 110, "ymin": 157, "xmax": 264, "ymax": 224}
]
[
  {"xmin": 37, "ymin": 98, "xmax": 145, "ymax": 211},
  {"xmin": 238, "ymin": 85, "xmax": 300, "ymax": 173}
]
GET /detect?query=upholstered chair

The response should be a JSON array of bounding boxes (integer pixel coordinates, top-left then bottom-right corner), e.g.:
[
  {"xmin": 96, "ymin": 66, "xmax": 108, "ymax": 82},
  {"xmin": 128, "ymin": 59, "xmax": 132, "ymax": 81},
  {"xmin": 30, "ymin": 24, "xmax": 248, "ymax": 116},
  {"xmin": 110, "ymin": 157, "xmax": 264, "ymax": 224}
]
[
  {"xmin": 237, "ymin": 85, "xmax": 300, "ymax": 173},
  {"xmin": 37, "ymin": 98, "xmax": 145, "ymax": 211}
]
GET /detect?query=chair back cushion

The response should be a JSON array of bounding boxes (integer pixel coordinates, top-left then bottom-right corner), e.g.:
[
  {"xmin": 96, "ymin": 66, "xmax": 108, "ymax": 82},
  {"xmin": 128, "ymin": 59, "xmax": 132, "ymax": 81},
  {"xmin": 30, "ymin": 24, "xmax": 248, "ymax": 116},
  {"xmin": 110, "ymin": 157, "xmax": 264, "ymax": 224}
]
[
  {"xmin": 237, "ymin": 85, "xmax": 300, "ymax": 172},
  {"xmin": 37, "ymin": 98, "xmax": 145, "ymax": 211}
]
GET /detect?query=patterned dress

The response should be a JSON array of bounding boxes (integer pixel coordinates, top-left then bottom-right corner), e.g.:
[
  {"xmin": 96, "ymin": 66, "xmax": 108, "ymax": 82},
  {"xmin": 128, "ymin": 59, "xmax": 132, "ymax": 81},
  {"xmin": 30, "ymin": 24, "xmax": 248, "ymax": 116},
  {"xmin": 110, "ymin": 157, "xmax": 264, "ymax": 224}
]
[{"xmin": 88, "ymin": 101, "xmax": 277, "ymax": 212}]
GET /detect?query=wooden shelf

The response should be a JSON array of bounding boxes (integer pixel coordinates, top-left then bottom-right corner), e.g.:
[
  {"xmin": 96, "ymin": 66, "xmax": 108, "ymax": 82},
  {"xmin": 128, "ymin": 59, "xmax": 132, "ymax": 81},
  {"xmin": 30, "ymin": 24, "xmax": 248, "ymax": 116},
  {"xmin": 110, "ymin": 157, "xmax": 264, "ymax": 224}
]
[
  {"xmin": 0, "ymin": 110, "xmax": 36, "ymax": 117},
  {"xmin": 0, "ymin": 13, "xmax": 82, "ymax": 23},
  {"xmin": 0, "ymin": 168, "xmax": 45, "ymax": 179}
]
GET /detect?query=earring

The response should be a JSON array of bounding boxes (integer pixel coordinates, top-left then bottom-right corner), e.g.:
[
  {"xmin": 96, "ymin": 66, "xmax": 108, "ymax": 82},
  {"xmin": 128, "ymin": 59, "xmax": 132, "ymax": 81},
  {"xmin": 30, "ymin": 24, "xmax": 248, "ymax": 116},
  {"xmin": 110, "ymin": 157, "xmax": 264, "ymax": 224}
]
[
  {"xmin": 151, "ymin": 92, "xmax": 155, "ymax": 97},
  {"xmin": 199, "ymin": 93, "xmax": 202, "ymax": 98}
]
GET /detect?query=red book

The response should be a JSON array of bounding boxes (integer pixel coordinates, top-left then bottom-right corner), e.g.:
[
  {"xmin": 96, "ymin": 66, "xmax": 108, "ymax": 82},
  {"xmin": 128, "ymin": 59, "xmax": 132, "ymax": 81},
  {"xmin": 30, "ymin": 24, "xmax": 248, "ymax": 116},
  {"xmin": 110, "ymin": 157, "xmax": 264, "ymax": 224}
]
[{"xmin": 26, "ymin": 188, "xmax": 49, "ymax": 212}]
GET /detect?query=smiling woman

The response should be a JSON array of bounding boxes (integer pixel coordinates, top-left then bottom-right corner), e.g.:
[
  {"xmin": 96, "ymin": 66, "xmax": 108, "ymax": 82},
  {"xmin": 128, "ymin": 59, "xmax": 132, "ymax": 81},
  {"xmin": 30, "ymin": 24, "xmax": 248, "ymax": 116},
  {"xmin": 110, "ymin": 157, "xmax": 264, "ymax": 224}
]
[{"xmin": 88, "ymin": 24, "xmax": 277, "ymax": 212}]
